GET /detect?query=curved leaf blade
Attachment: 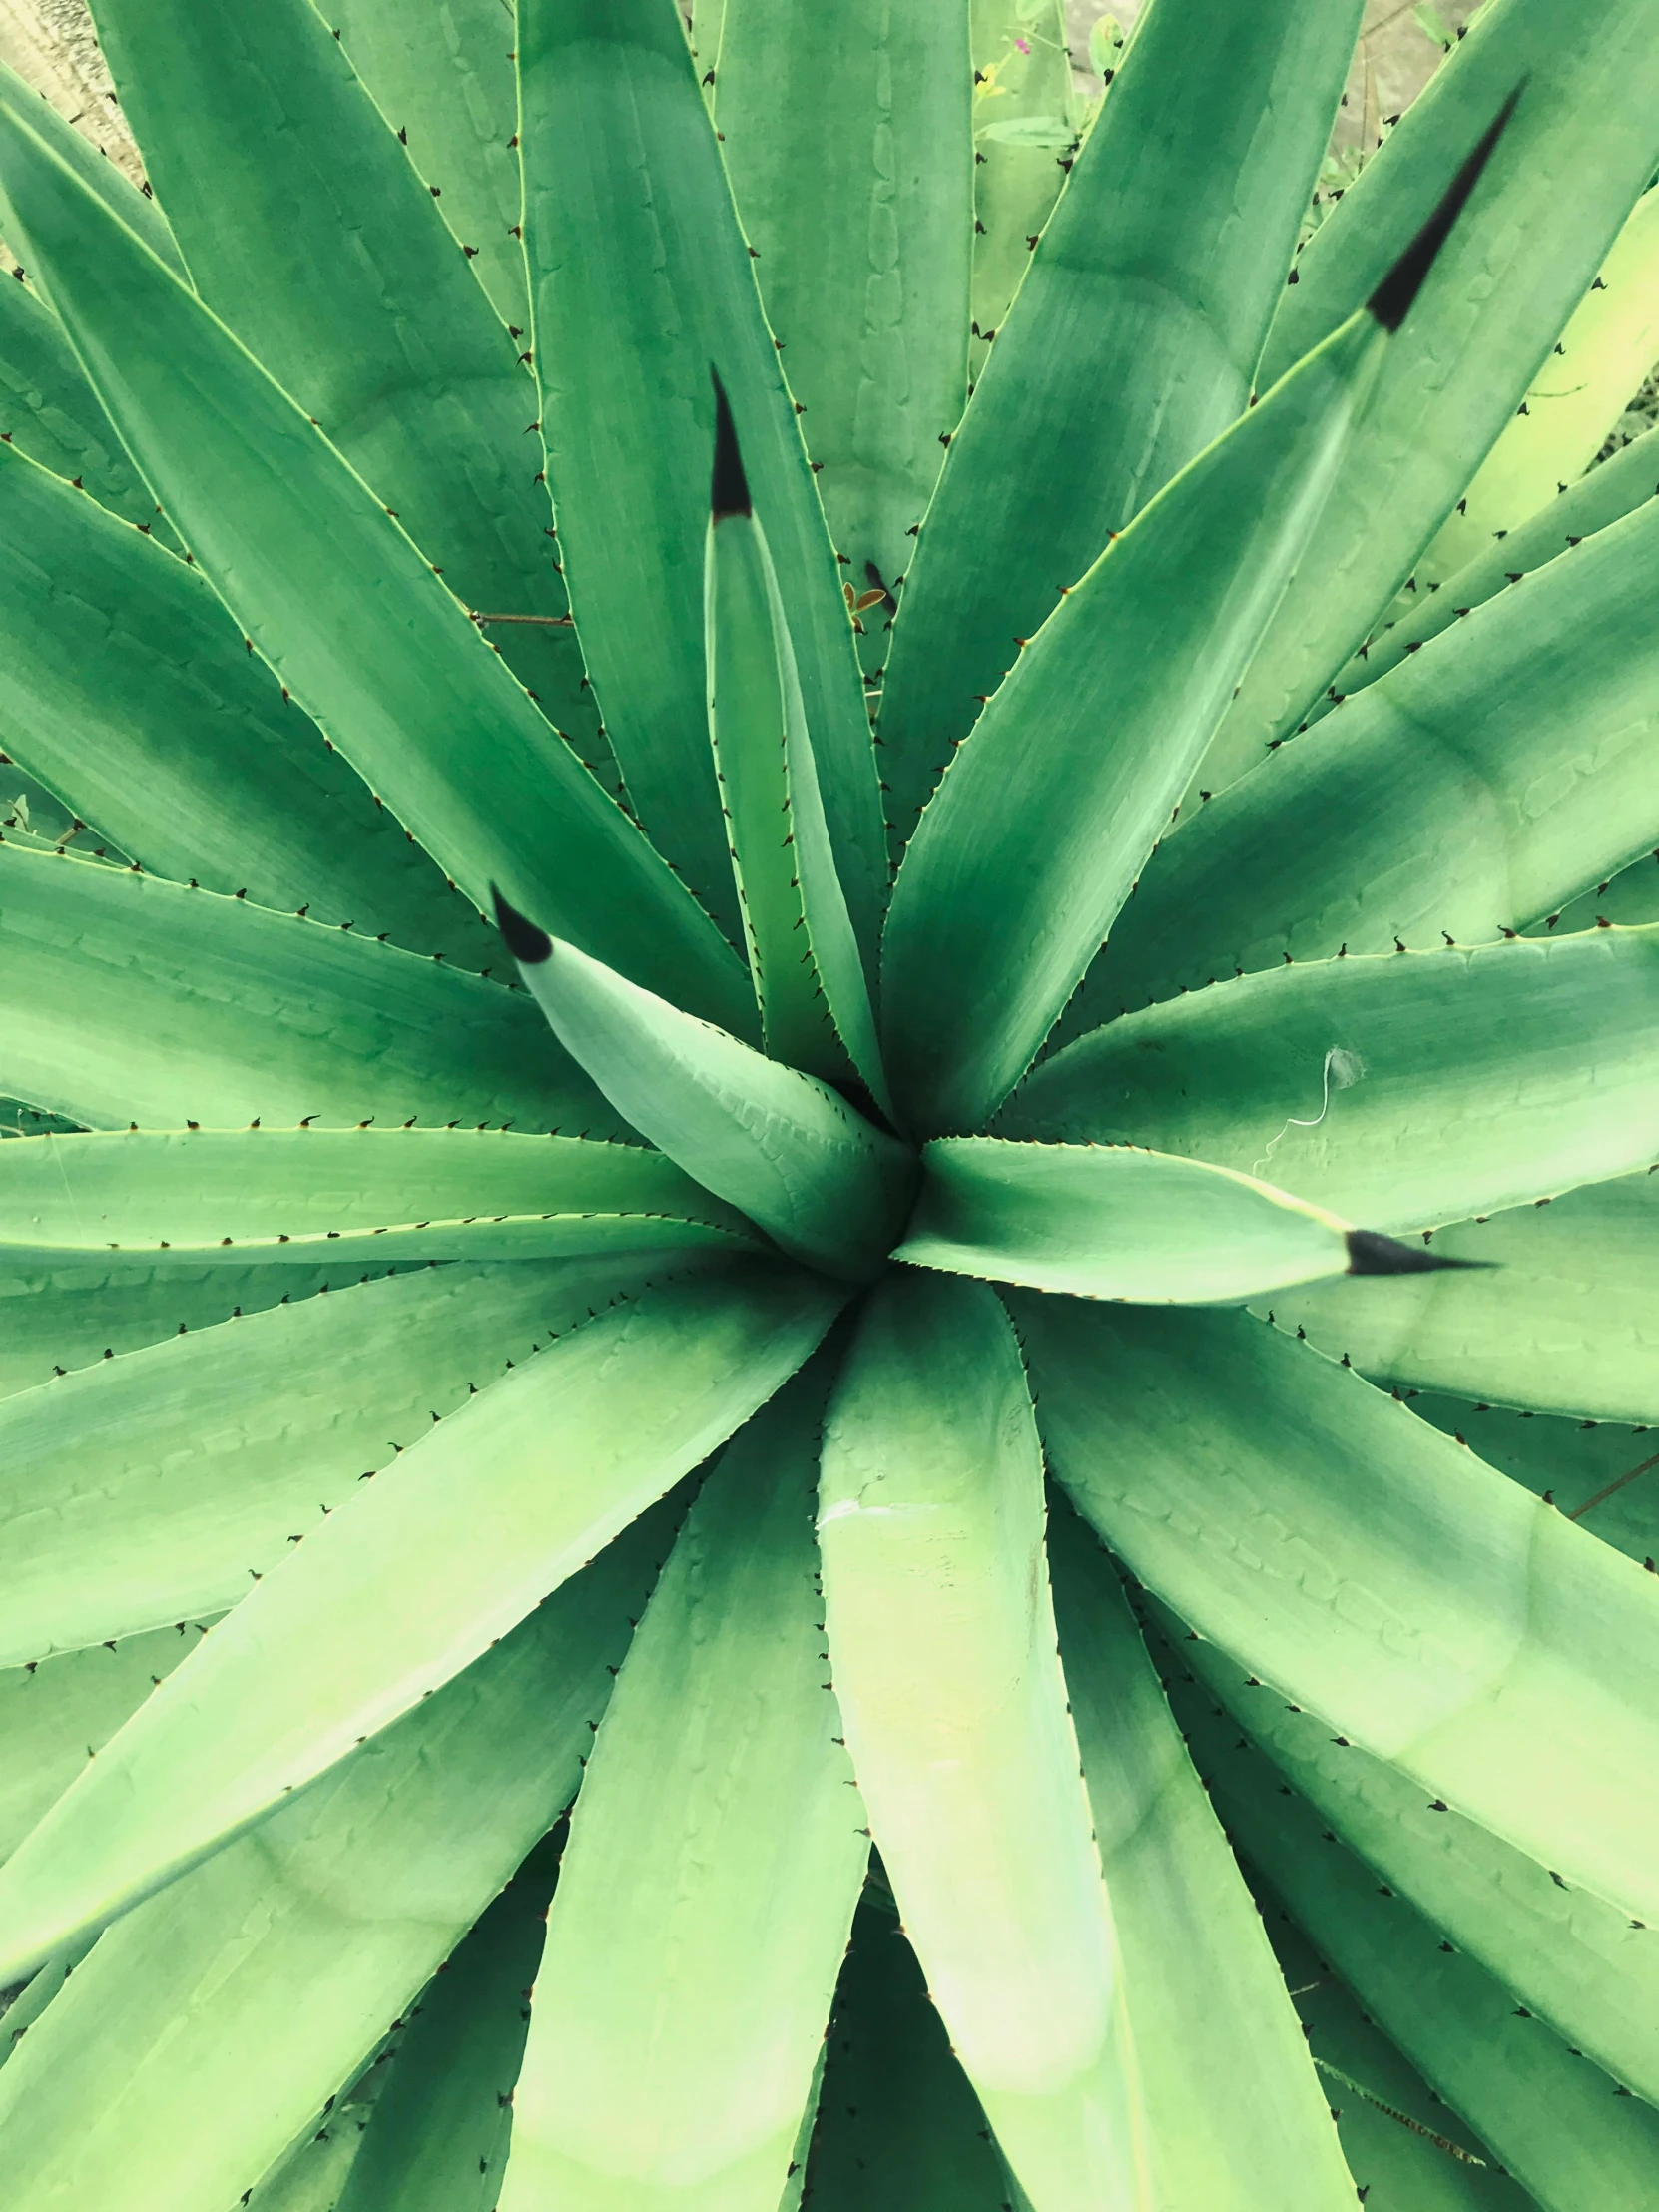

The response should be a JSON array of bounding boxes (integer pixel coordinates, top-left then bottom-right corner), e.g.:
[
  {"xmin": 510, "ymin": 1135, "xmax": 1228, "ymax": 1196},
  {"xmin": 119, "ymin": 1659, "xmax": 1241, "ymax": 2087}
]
[
  {"xmin": 900, "ymin": 1135, "xmax": 1363, "ymax": 1303},
  {"xmin": 1180, "ymin": 1612, "xmax": 1659, "ymax": 2114},
  {"xmin": 712, "ymin": 0, "xmax": 972, "ymax": 678},
  {"xmin": 0, "ymin": 268, "xmax": 163, "ymax": 532},
  {"xmin": 501, "ymin": 911, "xmax": 913, "ymax": 1279},
  {"xmin": 1048, "ymin": 1510, "xmax": 1357, "ymax": 2212},
  {"xmin": 502, "ymin": 1371, "xmax": 867, "ymax": 2212},
  {"xmin": 517, "ymin": 0, "xmax": 887, "ymax": 959},
  {"xmin": 0, "ymin": 1521, "xmax": 671, "ymax": 2212},
  {"xmin": 876, "ymin": 0, "xmax": 1365, "ymax": 840},
  {"xmin": 1163, "ymin": 1652, "xmax": 1659, "ymax": 2212},
  {"xmin": 0, "ymin": 92, "xmax": 748, "ymax": 1028},
  {"xmin": 1018, "ymin": 1293, "xmax": 1659, "ymax": 1936},
  {"xmin": 0, "ymin": 1127, "xmax": 754, "ymax": 1266},
  {"xmin": 1199, "ymin": 1, "xmax": 1659, "ymax": 796},
  {"xmin": 705, "ymin": 423, "xmax": 890, "ymax": 1111},
  {"xmin": 881, "ymin": 310, "xmax": 1384, "ymax": 1134},
  {"xmin": 1094, "ymin": 484, "xmax": 1659, "ymax": 1012},
  {"xmin": 329, "ymin": 0, "xmax": 528, "ymax": 331},
  {"xmin": 0, "ymin": 1258, "xmax": 842, "ymax": 1986},
  {"xmin": 0, "ymin": 1254, "xmax": 680, "ymax": 1662},
  {"xmin": 0, "ymin": 438, "xmax": 488, "ymax": 956},
  {"xmin": 1265, "ymin": 1168, "xmax": 1659, "ymax": 1425},
  {"xmin": 1008, "ymin": 930, "xmax": 1659, "ymax": 1233},
  {"xmin": 820, "ymin": 1271, "xmax": 1147, "ymax": 2211},
  {"xmin": 88, "ymin": 0, "xmax": 596, "ymax": 741},
  {"xmin": 0, "ymin": 845, "xmax": 618, "ymax": 1136}
]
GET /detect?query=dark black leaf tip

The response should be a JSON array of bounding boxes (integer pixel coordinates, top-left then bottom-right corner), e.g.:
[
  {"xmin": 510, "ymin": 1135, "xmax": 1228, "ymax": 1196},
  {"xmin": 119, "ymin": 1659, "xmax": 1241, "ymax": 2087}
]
[
  {"xmin": 710, "ymin": 366, "xmax": 751, "ymax": 520},
  {"xmin": 490, "ymin": 882, "xmax": 552, "ymax": 965},
  {"xmin": 1345, "ymin": 1229, "xmax": 1494, "ymax": 1277},
  {"xmin": 1368, "ymin": 82, "xmax": 1524, "ymax": 332}
]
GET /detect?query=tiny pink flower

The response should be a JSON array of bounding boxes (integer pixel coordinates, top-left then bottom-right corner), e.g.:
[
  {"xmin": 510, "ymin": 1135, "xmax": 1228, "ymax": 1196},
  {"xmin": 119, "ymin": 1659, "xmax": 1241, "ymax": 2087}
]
[{"xmin": 1014, "ymin": 35, "xmax": 1031, "ymax": 52}]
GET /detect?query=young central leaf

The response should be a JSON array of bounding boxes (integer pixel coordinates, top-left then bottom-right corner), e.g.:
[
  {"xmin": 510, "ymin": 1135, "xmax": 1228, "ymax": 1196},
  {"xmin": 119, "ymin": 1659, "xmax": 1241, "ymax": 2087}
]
[
  {"xmin": 495, "ymin": 892, "xmax": 914, "ymax": 1281},
  {"xmin": 705, "ymin": 374, "xmax": 892, "ymax": 1119}
]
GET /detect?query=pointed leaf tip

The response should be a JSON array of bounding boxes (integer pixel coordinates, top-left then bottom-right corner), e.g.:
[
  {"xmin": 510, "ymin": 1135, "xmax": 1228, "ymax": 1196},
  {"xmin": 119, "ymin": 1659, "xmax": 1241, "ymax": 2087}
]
[
  {"xmin": 490, "ymin": 882, "xmax": 552, "ymax": 965},
  {"xmin": 1368, "ymin": 83, "xmax": 1525, "ymax": 332},
  {"xmin": 710, "ymin": 367, "xmax": 752, "ymax": 521},
  {"xmin": 1345, "ymin": 1229, "xmax": 1494, "ymax": 1277}
]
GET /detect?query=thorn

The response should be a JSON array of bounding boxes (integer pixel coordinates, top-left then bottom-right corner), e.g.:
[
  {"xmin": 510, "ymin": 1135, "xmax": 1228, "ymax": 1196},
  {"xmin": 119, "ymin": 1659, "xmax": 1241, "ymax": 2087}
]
[
  {"xmin": 491, "ymin": 883, "xmax": 552, "ymax": 964},
  {"xmin": 709, "ymin": 367, "xmax": 751, "ymax": 519},
  {"xmin": 1346, "ymin": 1230, "xmax": 1493, "ymax": 1276},
  {"xmin": 1368, "ymin": 85, "xmax": 1523, "ymax": 330}
]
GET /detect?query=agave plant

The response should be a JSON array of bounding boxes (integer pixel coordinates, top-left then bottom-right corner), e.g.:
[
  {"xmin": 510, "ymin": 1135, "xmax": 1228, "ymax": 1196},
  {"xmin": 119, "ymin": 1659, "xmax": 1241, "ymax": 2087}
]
[{"xmin": 1, "ymin": 0, "xmax": 1658, "ymax": 2204}]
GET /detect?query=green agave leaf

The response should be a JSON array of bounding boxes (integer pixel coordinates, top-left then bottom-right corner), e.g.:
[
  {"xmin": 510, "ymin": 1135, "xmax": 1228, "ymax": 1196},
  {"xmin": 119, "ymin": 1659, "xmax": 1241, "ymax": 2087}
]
[
  {"xmin": 244, "ymin": 2124, "xmax": 366, "ymax": 2212},
  {"xmin": 0, "ymin": 1260, "xmax": 346, "ymax": 1403},
  {"xmin": 0, "ymin": 268, "xmax": 164, "ymax": 532},
  {"xmin": 899, "ymin": 1136, "xmax": 1374, "ymax": 1303},
  {"xmin": 876, "ymin": 0, "xmax": 1364, "ymax": 841},
  {"xmin": 1264, "ymin": 1169, "xmax": 1659, "ymax": 1425},
  {"xmin": 1415, "ymin": 1397, "xmax": 1659, "ymax": 1567},
  {"xmin": 1268, "ymin": 1919, "xmax": 1534, "ymax": 2212},
  {"xmin": 712, "ymin": 0, "xmax": 972, "ymax": 672},
  {"xmin": 0, "ymin": 438, "xmax": 490, "ymax": 957},
  {"xmin": 1007, "ymin": 931, "xmax": 1659, "ymax": 1233},
  {"xmin": 0, "ymin": 1622, "xmax": 212, "ymax": 1863},
  {"xmin": 1016, "ymin": 1294, "xmax": 1659, "ymax": 1936},
  {"xmin": 1093, "ymin": 486, "xmax": 1659, "ymax": 1013},
  {"xmin": 1322, "ymin": 420, "xmax": 1659, "ymax": 707},
  {"xmin": 0, "ymin": 55, "xmax": 182, "ymax": 277},
  {"xmin": 1198, "ymin": 0, "xmax": 1659, "ymax": 797},
  {"xmin": 0, "ymin": 1127, "xmax": 755, "ymax": 1267},
  {"xmin": 333, "ymin": 1837, "xmax": 560, "ymax": 2212},
  {"xmin": 0, "ymin": 1515, "xmax": 673, "ymax": 2212},
  {"xmin": 502, "ymin": 1369, "xmax": 868, "ymax": 2212},
  {"xmin": 704, "ymin": 396, "xmax": 890, "ymax": 1111},
  {"xmin": 1175, "ymin": 1612, "xmax": 1659, "ymax": 2114},
  {"xmin": 806, "ymin": 1889, "xmax": 1009, "ymax": 2212},
  {"xmin": 498, "ymin": 908, "xmax": 912, "ymax": 1280},
  {"xmin": 0, "ymin": 93, "xmax": 748, "ymax": 1030},
  {"xmin": 1546, "ymin": 846, "xmax": 1659, "ymax": 935},
  {"xmin": 329, "ymin": 0, "xmax": 528, "ymax": 331},
  {"xmin": 0, "ymin": 1254, "xmax": 678, "ymax": 1663},
  {"xmin": 0, "ymin": 1258, "xmax": 839, "ymax": 1985},
  {"xmin": 1159, "ymin": 1655, "xmax": 1659, "ymax": 2212},
  {"xmin": 0, "ymin": 847, "xmax": 620, "ymax": 1137},
  {"xmin": 1407, "ymin": 183, "xmax": 1659, "ymax": 592},
  {"xmin": 1047, "ymin": 1510, "xmax": 1356, "ymax": 2212},
  {"xmin": 967, "ymin": 0, "xmax": 1074, "ymax": 383},
  {"xmin": 516, "ymin": 0, "xmax": 887, "ymax": 959},
  {"xmin": 819, "ymin": 1272, "xmax": 1146, "ymax": 2212},
  {"xmin": 87, "ymin": 0, "xmax": 595, "ymax": 742},
  {"xmin": 881, "ymin": 307, "xmax": 1384, "ymax": 1135}
]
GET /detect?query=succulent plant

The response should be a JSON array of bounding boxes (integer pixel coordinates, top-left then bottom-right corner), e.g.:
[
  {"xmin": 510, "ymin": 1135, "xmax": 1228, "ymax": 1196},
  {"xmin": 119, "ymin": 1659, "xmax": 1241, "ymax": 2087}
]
[{"xmin": 0, "ymin": 0, "xmax": 1658, "ymax": 2205}]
